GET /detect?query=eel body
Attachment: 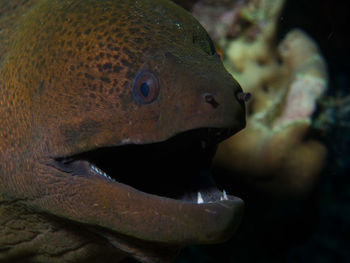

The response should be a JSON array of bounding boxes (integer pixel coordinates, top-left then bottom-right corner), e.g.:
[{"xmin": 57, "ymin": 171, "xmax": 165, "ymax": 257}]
[{"xmin": 0, "ymin": 0, "xmax": 245, "ymax": 262}]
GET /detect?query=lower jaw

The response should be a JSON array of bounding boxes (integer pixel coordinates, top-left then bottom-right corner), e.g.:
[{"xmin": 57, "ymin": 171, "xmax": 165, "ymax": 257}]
[
  {"xmin": 53, "ymin": 155, "xmax": 244, "ymax": 245},
  {"xmin": 95, "ymin": 177, "xmax": 244, "ymax": 244},
  {"xmin": 93, "ymin": 182, "xmax": 244, "ymax": 263}
]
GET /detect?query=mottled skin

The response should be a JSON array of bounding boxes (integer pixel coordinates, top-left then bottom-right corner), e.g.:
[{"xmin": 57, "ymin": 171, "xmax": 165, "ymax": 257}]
[{"xmin": 0, "ymin": 0, "xmax": 245, "ymax": 262}]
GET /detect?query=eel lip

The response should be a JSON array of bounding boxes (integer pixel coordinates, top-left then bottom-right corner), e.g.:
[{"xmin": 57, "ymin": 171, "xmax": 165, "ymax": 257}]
[
  {"xmin": 109, "ymin": 183, "xmax": 245, "ymax": 244},
  {"xmin": 52, "ymin": 128, "xmax": 244, "ymax": 245}
]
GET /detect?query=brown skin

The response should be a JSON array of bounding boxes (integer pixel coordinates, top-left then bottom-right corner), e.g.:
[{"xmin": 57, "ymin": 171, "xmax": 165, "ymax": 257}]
[{"xmin": 0, "ymin": 0, "xmax": 245, "ymax": 262}]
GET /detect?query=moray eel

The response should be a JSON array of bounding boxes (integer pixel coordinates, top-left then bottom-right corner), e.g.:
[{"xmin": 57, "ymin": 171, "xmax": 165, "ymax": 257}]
[{"xmin": 0, "ymin": 0, "xmax": 246, "ymax": 262}]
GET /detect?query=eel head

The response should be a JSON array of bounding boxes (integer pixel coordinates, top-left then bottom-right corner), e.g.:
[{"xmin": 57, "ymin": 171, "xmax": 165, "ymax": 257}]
[{"xmin": 1, "ymin": 0, "xmax": 246, "ymax": 262}]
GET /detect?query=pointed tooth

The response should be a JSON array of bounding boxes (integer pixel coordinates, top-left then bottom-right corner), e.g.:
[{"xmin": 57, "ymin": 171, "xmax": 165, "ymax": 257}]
[
  {"xmin": 197, "ymin": 192, "xmax": 204, "ymax": 204},
  {"xmin": 220, "ymin": 196, "xmax": 224, "ymax": 201},
  {"xmin": 91, "ymin": 164, "xmax": 107, "ymax": 177},
  {"xmin": 223, "ymin": 190, "xmax": 228, "ymax": 200},
  {"xmin": 90, "ymin": 164, "xmax": 97, "ymax": 172},
  {"xmin": 89, "ymin": 164, "xmax": 116, "ymax": 181}
]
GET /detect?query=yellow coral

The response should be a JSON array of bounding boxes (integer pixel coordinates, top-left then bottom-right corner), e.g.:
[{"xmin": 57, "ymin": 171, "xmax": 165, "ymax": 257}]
[{"xmin": 213, "ymin": 1, "xmax": 328, "ymax": 196}]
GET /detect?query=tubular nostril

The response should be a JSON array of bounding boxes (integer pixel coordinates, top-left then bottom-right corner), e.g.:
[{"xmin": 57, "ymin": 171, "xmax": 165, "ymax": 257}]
[
  {"xmin": 236, "ymin": 91, "xmax": 251, "ymax": 102},
  {"xmin": 204, "ymin": 93, "xmax": 219, "ymax": 108}
]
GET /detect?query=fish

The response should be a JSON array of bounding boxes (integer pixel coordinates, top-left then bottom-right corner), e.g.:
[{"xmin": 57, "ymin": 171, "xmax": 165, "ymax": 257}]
[{"xmin": 0, "ymin": 0, "xmax": 246, "ymax": 262}]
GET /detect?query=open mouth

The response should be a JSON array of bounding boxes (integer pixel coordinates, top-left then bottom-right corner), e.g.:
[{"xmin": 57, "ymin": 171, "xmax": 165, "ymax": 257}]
[
  {"xmin": 50, "ymin": 127, "xmax": 244, "ymax": 256},
  {"xmin": 54, "ymin": 128, "xmax": 235, "ymax": 205}
]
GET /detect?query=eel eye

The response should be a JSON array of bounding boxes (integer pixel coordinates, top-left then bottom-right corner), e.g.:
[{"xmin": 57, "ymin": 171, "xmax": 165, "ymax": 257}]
[{"xmin": 133, "ymin": 70, "xmax": 160, "ymax": 104}]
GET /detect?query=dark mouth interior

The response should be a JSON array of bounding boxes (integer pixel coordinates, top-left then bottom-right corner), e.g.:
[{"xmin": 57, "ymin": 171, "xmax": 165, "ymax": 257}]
[{"xmin": 55, "ymin": 128, "xmax": 234, "ymax": 202}]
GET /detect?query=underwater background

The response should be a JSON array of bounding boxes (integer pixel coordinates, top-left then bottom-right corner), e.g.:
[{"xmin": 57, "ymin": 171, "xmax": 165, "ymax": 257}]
[{"xmin": 173, "ymin": 0, "xmax": 350, "ymax": 262}]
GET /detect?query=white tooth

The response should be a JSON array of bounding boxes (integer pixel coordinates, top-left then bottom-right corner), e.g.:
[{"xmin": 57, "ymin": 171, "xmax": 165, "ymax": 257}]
[
  {"xmin": 89, "ymin": 164, "xmax": 116, "ymax": 181},
  {"xmin": 91, "ymin": 164, "xmax": 109, "ymax": 178},
  {"xmin": 223, "ymin": 190, "xmax": 228, "ymax": 200},
  {"xmin": 90, "ymin": 164, "xmax": 96, "ymax": 172},
  {"xmin": 220, "ymin": 196, "xmax": 224, "ymax": 201},
  {"xmin": 197, "ymin": 192, "xmax": 204, "ymax": 204}
]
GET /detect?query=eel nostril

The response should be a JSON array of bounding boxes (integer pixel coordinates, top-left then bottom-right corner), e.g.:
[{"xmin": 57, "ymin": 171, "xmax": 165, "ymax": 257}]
[
  {"xmin": 204, "ymin": 93, "xmax": 219, "ymax": 108},
  {"xmin": 236, "ymin": 91, "xmax": 252, "ymax": 102}
]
